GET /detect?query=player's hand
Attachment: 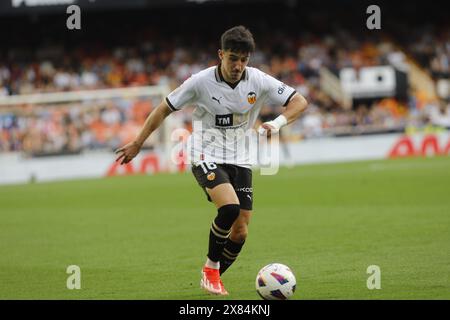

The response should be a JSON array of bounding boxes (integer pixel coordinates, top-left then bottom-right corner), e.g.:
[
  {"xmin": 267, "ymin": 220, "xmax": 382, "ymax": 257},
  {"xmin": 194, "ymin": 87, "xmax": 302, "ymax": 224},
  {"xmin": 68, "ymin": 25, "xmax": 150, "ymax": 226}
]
[
  {"xmin": 115, "ymin": 141, "xmax": 142, "ymax": 165},
  {"xmin": 258, "ymin": 122, "xmax": 277, "ymax": 138}
]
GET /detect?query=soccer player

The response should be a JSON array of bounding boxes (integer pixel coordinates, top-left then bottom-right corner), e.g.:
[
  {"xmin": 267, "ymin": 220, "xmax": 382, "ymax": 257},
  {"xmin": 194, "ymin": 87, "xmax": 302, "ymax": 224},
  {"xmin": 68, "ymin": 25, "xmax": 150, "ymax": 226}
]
[{"xmin": 115, "ymin": 25, "xmax": 308, "ymax": 296}]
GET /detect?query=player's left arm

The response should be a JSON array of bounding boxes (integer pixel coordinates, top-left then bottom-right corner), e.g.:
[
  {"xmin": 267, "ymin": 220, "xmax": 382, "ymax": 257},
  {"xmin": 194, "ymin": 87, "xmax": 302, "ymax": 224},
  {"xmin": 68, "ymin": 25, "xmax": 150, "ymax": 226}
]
[
  {"xmin": 259, "ymin": 93, "xmax": 308, "ymax": 135},
  {"xmin": 280, "ymin": 93, "xmax": 308, "ymax": 125}
]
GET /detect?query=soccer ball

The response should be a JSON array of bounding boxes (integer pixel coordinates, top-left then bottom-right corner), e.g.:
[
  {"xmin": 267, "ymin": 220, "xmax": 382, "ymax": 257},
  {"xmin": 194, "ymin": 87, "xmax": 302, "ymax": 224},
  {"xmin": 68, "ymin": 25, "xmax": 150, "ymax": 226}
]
[{"xmin": 255, "ymin": 263, "xmax": 296, "ymax": 300}]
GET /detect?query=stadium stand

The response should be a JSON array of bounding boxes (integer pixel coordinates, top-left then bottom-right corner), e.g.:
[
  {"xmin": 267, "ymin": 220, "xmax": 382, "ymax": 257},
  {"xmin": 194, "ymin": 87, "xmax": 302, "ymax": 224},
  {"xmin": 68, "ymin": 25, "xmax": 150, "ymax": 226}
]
[{"xmin": 0, "ymin": 0, "xmax": 449, "ymax": 155}]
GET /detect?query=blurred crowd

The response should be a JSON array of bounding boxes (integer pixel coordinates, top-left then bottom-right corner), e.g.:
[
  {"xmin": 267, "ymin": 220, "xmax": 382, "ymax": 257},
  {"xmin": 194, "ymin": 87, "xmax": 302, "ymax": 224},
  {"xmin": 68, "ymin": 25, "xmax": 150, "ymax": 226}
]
[
  {"xmin": 0, "ymin": 98, "xmax": 158, "ymax": 154},
  {"xmin": 0, "ymin": 29, "xmax": 415, "ymax": 96},
  {"xmin": 0, "ymin": 4, "xmax": 449, "ymax": 155},
  {"xmin": 404, "ymin": 26, "xmax": 450, "ymax": 79}
]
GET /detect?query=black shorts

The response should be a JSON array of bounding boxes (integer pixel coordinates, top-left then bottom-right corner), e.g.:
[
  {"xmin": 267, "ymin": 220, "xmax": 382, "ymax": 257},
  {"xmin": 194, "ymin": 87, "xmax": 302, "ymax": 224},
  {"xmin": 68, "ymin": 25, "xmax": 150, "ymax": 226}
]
[{"xmin": 191, "ymin": 162, "xmax": 253, "ymax": 210}]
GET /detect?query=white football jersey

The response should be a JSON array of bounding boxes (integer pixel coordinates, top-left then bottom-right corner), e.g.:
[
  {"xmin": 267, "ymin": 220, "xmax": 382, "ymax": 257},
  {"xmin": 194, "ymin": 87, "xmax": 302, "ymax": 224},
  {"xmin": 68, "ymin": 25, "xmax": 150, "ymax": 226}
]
[{"xmin": 166, "ymin": 65, "xmax": 296, "ymax": 168}]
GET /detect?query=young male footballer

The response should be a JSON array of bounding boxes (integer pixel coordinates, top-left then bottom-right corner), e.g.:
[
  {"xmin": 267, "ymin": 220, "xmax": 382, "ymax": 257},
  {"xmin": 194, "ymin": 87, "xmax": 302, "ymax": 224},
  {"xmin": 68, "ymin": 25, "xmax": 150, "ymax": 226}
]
[{"xmin": 115, "ymin": 25, "xmax": 308, "ymax": 296}]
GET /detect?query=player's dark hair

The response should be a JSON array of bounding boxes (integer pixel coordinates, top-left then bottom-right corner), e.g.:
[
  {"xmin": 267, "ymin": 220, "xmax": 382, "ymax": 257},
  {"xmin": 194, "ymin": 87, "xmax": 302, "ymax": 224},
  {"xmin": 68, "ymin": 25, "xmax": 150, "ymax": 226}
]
[{"xmin": 221, "ymin": 25, "xmax": 255, "ymax": 53}]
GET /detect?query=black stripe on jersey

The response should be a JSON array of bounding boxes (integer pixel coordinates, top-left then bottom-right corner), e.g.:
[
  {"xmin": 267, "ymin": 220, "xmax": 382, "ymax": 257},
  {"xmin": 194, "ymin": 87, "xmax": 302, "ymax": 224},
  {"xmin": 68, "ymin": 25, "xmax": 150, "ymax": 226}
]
[
  {"xmin": 215, "ymin": 64, "xmax": 248, "ymax": 88},
  {"xmin": 217, "ymin": 64, "xmax": 225, "ymax": 82},
  {"xmin": 165, "ymin": 97, "xmax": 178, "ymax": 111},
  {"xmin": 283, "ymin": 90, "xmax": 297, "ymax": 107},
  {"xmin": 214, "ymin": 67, "xmax": 220, "ymax": 82}
]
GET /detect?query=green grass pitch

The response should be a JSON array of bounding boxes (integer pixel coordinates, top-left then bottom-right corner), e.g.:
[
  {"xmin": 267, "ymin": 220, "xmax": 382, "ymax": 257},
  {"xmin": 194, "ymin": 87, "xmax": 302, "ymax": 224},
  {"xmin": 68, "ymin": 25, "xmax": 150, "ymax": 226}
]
[{"xmin": 1, "ymin": 156, "xmax": 449, "ymax": 300}]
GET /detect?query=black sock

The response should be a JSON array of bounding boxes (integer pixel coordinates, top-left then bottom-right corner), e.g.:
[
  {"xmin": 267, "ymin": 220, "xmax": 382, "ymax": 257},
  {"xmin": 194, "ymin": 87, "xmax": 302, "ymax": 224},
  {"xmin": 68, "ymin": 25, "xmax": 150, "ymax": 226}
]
[
  {"xmin": 207, "ymin": 204, "xmax": 240, "ymax": 263},
  {"xmin": 220, "ymin": 239, "xmax": 245, "ymax": 275}
]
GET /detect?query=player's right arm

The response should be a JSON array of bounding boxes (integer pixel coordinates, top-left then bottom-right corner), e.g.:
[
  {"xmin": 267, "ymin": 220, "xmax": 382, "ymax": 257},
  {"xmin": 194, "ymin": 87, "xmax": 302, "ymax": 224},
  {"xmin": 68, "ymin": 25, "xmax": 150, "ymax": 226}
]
[
  {"xmin": 115, "ymin": 74, "xmax": 197, "ymax": 164},
  {"xmin": 115, "ymin": 100, "xmax": 173, "ymax": 165}
]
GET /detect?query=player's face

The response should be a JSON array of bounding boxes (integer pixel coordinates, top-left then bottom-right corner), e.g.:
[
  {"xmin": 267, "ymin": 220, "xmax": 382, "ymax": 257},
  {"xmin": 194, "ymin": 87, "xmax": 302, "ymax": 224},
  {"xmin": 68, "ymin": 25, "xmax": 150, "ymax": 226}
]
[{"xmin": 219, "ymin": 50, "xmax": 250, "ymax": 83}]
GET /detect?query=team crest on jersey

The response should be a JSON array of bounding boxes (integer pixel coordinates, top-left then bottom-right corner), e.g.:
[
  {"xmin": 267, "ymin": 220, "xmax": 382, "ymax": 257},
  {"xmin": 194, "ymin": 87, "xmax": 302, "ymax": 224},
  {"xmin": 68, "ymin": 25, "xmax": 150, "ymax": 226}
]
[
  {"xmin": 207, "ymin": 172, "xmax": 216, "ymax": 181},
  {"xmin": 247, "ymin": 91, "xmax": 257, "ymax": 104}
]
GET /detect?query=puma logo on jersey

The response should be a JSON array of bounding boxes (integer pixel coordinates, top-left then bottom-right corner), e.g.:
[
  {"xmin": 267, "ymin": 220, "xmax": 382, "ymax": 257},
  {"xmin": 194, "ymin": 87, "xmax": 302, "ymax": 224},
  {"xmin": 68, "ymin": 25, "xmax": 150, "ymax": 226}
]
[{"xmin": 212, "ymin": 96, "xmax": 222, "ymax": 104}]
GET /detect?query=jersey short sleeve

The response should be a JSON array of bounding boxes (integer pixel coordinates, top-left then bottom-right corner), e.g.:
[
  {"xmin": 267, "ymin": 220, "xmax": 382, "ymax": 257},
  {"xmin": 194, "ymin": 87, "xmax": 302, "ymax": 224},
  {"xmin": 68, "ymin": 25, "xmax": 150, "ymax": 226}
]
[
  {"xmin": 166, "ymin": 75, "xmax": 198, "ymax": 111},
  {"xmin": 262, "ymin": 73, "xmax": 297, "ymax": 107}
]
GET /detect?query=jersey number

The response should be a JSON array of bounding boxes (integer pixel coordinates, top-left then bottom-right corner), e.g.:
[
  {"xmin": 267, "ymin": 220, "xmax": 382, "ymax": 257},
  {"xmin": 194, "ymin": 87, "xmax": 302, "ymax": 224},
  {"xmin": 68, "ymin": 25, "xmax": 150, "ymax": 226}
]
[{"xmin": 199, "ymin": 162, "xmax": 217, "ymax": 173}]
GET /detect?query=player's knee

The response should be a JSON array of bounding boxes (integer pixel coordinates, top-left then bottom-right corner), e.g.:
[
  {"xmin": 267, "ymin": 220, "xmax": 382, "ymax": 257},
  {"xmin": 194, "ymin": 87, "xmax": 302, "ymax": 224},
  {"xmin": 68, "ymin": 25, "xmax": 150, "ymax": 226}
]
[
  {"xmin": 215, "ymin": 204, "xmax": 241, "ymax": 230},
  {"xmin": 230, "ymin": 224, "xmax": 248, "ymax": 243}
]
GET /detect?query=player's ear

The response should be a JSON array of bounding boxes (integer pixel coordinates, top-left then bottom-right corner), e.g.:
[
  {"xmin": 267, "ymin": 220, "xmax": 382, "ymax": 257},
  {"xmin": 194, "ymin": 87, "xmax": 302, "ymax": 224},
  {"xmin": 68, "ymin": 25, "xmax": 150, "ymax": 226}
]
[{"xmin": 218, "ymin": 49, "xmax": 223, "ymax": 60}]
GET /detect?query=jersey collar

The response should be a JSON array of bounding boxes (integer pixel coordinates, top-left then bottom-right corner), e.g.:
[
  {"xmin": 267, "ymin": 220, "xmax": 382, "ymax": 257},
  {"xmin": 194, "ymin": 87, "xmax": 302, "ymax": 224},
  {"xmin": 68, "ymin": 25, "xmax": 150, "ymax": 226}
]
[{"xmin": 215, "ymin": 63, "xmax": 249, "ymax": 89}]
